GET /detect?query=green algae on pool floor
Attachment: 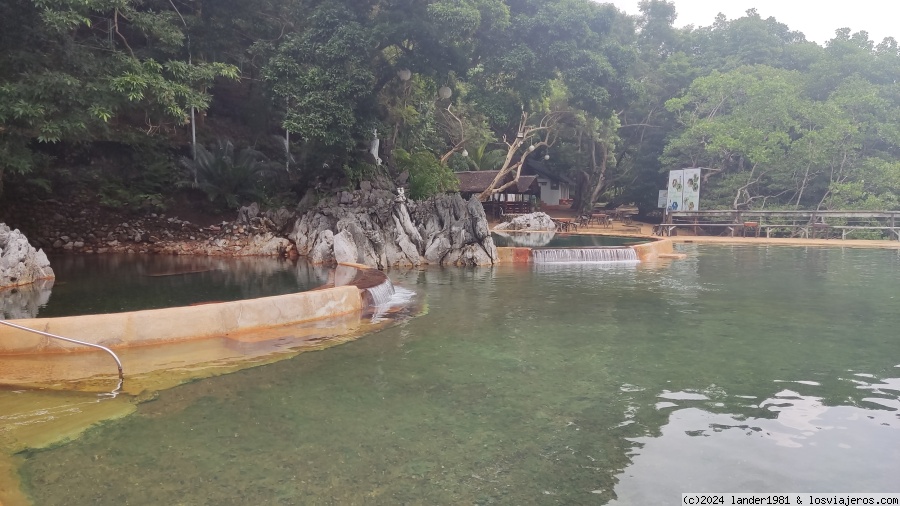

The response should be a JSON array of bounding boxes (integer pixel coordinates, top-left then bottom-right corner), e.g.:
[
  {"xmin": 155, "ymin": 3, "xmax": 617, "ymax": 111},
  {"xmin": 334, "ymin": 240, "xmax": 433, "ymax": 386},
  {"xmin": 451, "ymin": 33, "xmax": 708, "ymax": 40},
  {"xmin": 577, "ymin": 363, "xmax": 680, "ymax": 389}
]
[{"xmin": 17, "ymin": 245, "xmax": 900, "ymax": 505}]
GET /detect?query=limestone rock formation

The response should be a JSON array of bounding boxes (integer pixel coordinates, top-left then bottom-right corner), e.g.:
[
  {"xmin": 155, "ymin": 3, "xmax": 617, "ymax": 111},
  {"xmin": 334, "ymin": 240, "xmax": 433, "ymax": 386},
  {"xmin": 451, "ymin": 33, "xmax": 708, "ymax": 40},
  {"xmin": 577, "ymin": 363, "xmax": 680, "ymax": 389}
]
[
  {"xmin": 493, "ymin": 212, "xmax": 556, "ymax": 231},
  {"xmin": 0, "ymin": 223, "xmax": 55, "ymax": 289},
  {"xmin": 290, "ymin": 189, "xmax": 497, "ymax": 268}
]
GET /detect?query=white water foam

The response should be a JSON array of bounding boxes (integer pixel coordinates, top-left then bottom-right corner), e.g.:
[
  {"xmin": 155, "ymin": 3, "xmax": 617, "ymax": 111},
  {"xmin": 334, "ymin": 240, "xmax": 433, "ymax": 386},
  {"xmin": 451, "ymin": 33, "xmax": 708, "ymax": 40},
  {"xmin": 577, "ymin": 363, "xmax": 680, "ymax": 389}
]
[
  {"xmin": 365, "ymin": 279, "xmax": 396, "ymax": 306},
  {"xmin": 532, "ymin": 247, "xmax": 640, "ymax": 264},
  {"xmin": 364, "ymin": 279, "xmax": 417, "ymax": 322}
]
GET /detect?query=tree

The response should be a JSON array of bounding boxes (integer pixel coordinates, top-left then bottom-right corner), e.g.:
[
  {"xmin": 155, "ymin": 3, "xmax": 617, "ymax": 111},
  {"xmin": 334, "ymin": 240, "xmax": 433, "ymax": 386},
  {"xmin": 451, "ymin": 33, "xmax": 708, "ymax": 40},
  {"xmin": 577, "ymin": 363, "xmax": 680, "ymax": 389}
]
[
  {"xmin": 263, "ymin": 4, "xmax": 376, "ymax": 151},
  {"xmin": 477, "ymin": 110, "xmax": 567, "ymax": 201},
  {"xmin": 180, "ymin": 139, "xmax": 274, "ymax": 209},
  {"xmin": 0, "ymin": 0, "xmax": 237, "ymax": 189},
  {"xmin": 663, "ymin": 61, "xmax": 900, "ymax": 211}
]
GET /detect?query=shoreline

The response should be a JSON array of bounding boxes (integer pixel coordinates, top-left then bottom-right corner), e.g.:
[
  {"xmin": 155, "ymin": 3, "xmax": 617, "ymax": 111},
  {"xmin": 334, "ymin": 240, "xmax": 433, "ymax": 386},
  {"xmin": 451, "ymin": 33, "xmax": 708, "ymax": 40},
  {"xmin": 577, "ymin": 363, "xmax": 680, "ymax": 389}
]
[{"xmin": 512, "ymin": 212, "xmax": 900, "ymax": 250}]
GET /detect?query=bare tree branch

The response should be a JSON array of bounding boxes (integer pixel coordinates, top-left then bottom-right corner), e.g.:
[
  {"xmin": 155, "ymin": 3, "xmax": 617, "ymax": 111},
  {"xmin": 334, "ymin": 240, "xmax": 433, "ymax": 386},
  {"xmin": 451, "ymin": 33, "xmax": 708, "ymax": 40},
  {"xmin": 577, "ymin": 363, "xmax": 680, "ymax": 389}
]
[{"xmin": 114, "ymin": 9, "xmax": 135, "ymax": 58}]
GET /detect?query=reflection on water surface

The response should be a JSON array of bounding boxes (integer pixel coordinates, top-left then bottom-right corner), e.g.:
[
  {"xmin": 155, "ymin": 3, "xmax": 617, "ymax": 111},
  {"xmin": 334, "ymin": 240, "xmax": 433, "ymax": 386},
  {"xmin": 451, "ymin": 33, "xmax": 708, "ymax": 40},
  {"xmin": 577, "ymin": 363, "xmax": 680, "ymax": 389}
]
[
  {"xmin": 0, "ymin": 255, "xmax": 328, "ymax": 318},
  {"xmin": 16, "ymin": 245, "xmax": 900, "ymax": 505},
  {"xmin": 491, "ymin": 231, "xmax": 637, "ymax": 248}
]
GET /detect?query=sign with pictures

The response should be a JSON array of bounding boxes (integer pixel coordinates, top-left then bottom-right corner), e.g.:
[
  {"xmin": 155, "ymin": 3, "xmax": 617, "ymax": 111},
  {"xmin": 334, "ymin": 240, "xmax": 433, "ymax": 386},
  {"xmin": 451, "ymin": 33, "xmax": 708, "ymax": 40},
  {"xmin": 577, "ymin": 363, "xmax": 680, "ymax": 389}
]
[
  {"xmin": 667, "ymin": 168, "xmax": 701, "ymax": 212},
  {"xmin": 682, "ymin": 168, "xmax": 701, "ymax": 211},
  {"xmin": 658, "ymin": 190, "xmax": 668, "ymax": 209},
  {"xmin": 667, "ymin": 170, "xmax": 684, "ymax": 212}
]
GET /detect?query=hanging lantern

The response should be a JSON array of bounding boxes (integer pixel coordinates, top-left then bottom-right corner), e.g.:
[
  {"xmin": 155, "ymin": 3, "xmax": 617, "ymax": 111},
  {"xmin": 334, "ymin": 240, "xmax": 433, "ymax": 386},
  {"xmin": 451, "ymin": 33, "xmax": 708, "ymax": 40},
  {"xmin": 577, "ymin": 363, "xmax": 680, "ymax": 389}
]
[
  {"xmin": 544, "ymin": 154, "xmax": 550, "ymax": 160},
  {"xmin": 528, "ymin": 144, "xmax": 536, "ymax": 152},
  {"xmin": 438, "ymin": 86, "xmax": 452, "ymax": 99},
  {"xmin": 461, "ymin": 149, "xmax": 469, "ymax": 157},
  {"xmin": 397, "ymin": 69, "xmax": 411, "ymax": 81}
]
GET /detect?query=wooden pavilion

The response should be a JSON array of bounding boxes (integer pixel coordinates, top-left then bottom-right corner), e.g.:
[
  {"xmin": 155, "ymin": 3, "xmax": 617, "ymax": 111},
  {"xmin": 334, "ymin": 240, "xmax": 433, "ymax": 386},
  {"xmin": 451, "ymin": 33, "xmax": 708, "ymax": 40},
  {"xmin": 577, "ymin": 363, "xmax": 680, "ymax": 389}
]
[{"xmin": 455, "ymin": 171, "xmax": 540, "ymax": 217}]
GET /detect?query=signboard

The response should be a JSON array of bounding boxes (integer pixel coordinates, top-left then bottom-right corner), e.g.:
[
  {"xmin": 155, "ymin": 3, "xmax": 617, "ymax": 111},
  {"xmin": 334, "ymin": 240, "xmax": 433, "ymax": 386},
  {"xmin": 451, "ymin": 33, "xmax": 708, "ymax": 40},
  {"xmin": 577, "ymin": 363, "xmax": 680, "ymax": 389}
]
[
  {"xmin": 666, "ymin": 168, "xmax": 702, "ymax": 212},
  {"xmin": 667, "ymin": 170, "xmax": 684, "ymax": 212},
  {"xmin": 682, "ymin": 168, "xmax": 701, "ymax": 211},
  {"xmin": 657, "ymin": 190, "xmax": 668, "ymax": 208}
]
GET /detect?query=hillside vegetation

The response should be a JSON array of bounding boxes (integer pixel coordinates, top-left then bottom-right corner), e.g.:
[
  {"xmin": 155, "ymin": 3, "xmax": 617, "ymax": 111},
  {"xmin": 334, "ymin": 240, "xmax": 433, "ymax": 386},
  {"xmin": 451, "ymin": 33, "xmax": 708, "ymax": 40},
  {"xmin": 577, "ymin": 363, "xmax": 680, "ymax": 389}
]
[{"xmin": 1, "ymin": 0, "xmax": 898, "ymax": 215}]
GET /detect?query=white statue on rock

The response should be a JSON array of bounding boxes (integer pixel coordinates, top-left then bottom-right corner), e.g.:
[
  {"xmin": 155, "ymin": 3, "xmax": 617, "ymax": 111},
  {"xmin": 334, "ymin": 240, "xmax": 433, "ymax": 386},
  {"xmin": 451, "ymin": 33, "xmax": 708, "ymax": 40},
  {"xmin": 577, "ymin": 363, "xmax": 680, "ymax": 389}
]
[{"xmin": 369, "ymin": 128, "xmax": 382, "ymax": 166}]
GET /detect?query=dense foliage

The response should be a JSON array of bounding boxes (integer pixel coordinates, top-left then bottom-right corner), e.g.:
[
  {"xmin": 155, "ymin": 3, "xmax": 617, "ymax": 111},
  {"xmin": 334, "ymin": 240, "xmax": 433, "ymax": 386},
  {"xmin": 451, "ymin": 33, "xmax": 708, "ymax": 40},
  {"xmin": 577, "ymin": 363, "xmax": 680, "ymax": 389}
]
[{"xmin": 1, "ymin": 0, "xmax": 898, "ymax": 210}]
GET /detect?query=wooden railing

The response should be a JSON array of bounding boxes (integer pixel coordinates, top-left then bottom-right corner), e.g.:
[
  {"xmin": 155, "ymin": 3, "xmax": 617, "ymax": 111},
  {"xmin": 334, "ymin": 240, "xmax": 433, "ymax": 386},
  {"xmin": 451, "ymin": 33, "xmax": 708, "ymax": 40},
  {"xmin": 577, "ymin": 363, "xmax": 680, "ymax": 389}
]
[{"xmin": 656, "ymin": 210, "xmax": 900, "ymax": 240}]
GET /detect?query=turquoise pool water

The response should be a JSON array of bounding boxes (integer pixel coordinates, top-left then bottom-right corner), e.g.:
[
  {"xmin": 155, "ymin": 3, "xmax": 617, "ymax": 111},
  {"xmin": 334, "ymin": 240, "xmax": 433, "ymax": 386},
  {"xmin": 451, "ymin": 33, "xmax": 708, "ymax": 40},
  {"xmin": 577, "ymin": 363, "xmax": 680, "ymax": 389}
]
[
  {"xmin": 9, "ymin": 255, "xmax": 328, "ymax": 318},
  {"xmin": 18, "ymin": 245, "xmax": 900, "ymax": 504}
]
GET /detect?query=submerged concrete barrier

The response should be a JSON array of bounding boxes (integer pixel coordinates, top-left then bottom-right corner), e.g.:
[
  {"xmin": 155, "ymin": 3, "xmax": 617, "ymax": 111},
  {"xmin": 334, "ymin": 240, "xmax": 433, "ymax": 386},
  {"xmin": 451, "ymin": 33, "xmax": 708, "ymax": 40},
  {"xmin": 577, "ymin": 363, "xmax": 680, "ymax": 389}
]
[{"xmin": 0, "ymin": 284, "xmax": 364, "ymax": 355}]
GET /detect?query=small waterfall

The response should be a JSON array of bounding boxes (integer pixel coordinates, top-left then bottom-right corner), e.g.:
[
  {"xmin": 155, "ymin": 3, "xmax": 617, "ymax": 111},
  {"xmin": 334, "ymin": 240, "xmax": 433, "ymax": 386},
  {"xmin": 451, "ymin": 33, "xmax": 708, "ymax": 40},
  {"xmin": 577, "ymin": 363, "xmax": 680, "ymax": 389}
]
[
  {"xmin": 532, "ymin": 247, "xmax": 640, "ymax": 264},
  {"xmin": 364, "ymin": 280, "xmax": 417, "ymax": 322},
  {"xmin": 364, "ymin": 279, "xmax": 396, "ymax": 307}
]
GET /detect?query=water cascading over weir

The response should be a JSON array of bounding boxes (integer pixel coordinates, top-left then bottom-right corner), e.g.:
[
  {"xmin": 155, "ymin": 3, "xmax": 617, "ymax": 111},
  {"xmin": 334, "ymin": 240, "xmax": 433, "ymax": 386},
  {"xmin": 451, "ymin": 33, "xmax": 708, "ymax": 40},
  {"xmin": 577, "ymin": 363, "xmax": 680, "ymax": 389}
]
[
  {"xmin": 363, "ymin": 278, "xmax": 396, "ymax": 306},
  {"xmin": 531, "ymin": 247, "xmax": 640, "ymax": 264}
]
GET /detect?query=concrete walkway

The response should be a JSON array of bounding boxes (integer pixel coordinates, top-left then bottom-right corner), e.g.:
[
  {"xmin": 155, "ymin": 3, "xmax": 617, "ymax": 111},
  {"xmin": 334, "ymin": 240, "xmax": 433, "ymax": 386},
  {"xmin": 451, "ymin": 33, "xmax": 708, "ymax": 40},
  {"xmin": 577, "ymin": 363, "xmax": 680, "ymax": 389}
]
[{"xmin": 508, "ymin": 208, "xmax": 900, "ymax": 250}]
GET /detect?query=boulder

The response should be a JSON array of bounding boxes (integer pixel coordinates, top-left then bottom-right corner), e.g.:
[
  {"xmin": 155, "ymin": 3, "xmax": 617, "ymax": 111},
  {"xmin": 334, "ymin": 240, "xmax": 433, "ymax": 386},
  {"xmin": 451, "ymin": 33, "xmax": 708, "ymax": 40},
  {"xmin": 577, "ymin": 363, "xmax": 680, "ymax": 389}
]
[
  {"xmin": 0, "ymin": 223, "xmax": 55, "ymax": 289},
  {"xmin": 237, "ymin": 202, "xmax": 260, "ymax": 224},
  {"xmin": 493, "ymin": 212, "xmax": 555, "ymax": 231}
]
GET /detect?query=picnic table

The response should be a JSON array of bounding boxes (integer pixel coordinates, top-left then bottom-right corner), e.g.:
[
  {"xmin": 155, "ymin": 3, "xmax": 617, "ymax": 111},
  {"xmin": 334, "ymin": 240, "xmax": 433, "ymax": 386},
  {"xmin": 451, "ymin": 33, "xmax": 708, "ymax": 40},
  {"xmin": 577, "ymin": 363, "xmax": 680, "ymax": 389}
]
[
  {"xmin": 613, "ymin": 206, "xmax": 639, "ymax": 225},
  {"xmin": 589, "ymin": 213, "xmax": 611, "ymax": 227},
  {"xmin": 553, "ymin": 217, "xmax": 578, "ymax": 232}
]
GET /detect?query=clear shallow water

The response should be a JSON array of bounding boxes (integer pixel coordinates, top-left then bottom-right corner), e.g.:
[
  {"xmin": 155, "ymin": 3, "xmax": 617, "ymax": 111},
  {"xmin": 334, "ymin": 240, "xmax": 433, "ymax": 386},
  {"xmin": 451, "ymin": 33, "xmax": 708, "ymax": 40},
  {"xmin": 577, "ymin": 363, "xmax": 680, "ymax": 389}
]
[
  {"xmin": 5, "ymin": 255, "xmax": 329, "ymax": 317},
  {"xmin": 18, "ymin": 245, "xmax": 900, "ymax": 504}
]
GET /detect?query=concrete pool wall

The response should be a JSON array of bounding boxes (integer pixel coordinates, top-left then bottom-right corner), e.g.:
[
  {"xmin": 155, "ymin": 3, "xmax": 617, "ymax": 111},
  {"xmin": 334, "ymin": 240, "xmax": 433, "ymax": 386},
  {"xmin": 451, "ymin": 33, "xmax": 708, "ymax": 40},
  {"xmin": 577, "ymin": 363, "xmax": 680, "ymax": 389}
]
[
  {"xmin": 496, "ymin": 238, "xmax": 674, "ymax": 263},
  {"xmin": 0, "ymin": 236, "xmax": 673, "ymax": 354},
  {"xmin": 0, "ymin": 265, "xmax": 394, "ymax": 355}
]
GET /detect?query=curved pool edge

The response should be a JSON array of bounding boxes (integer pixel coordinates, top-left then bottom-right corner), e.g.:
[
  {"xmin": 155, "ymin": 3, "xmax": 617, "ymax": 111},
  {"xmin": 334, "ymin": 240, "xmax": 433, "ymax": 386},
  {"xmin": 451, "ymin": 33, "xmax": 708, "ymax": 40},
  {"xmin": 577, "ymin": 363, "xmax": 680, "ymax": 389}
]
[
  {"xmin": 0, "ymin": 263, "xmax": 393, "ymax": 355},
  {"xmin": 630, "ymin": 238, "xmax": 674, "ymax": 261},
  {"xmin": 0, "ymin": 264, "xmax": 400, "ymax": 506}
]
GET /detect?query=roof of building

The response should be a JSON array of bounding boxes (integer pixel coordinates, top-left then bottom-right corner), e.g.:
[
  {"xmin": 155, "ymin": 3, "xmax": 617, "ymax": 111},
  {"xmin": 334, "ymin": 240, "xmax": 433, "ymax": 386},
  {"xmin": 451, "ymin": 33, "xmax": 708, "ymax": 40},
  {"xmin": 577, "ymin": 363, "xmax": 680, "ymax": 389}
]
[
  {"xmin": 455, "ymin": 171, "xmax": 539, "ymax": 194},
  {"xmin": 522, "ymin": 160, "xmax": 576, "ymax": 185}
]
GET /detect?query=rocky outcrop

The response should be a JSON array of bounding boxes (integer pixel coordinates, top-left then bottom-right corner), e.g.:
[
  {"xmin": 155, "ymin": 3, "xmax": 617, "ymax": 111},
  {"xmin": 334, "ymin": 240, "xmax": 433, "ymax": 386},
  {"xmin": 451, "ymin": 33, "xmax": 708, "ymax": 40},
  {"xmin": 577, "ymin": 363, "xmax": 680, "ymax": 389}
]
[
  {"xmin": 493, "ymin": 212, "xmax": 556, "ymax": 231},
  {"xmin": 0, "ymin": 224, "xmax": 55, "ymax": 289},
  {"xmin": 290, "ymin": 189, "xmax": 497, "ymax": 268}
]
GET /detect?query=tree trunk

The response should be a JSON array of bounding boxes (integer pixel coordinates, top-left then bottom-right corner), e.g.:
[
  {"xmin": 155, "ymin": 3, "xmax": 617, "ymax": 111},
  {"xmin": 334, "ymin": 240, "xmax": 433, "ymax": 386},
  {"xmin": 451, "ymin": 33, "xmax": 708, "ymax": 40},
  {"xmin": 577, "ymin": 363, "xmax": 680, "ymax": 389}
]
[{"xmin": 586, "ymin": 141, "xmax": 609, "ymax": 212}]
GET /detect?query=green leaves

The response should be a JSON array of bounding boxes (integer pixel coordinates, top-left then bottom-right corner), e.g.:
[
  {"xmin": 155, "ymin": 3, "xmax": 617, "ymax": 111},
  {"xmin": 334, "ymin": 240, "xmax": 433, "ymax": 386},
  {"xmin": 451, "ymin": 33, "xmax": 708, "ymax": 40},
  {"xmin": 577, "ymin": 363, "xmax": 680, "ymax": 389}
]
[
  {"xmin": 394, "ymin": 149, "xmax": 459, "ymax": 199},
  {"xmin": 264, "ymin": 4, "xmax": 375, "ymax": 149},
  {"xmin": 0, "ymin": 0, "xmax": 238, "ymax": 176},
  {"xmin": 663, "ymin": 59, "xmax": 900, "ymax": 210},
  {"xmin": 180, "ymin": 139, "xmax": 275, "ymax": 210}
]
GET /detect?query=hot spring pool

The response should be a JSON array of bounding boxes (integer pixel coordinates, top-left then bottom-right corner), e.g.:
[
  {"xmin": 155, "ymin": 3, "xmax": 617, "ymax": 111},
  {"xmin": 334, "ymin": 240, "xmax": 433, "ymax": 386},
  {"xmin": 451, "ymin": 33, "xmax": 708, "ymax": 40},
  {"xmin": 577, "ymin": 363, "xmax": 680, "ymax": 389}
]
[
  {"xmin": 12, "ymin": 244, "xmax": 900, "ymax": 505},
  {"xmin": 1, "ymin": 255, "xmax": 329, "ymax": 318},
  {"xmin": 491, "ymin": 231, "xmax": 640, "ymax": 248}
]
